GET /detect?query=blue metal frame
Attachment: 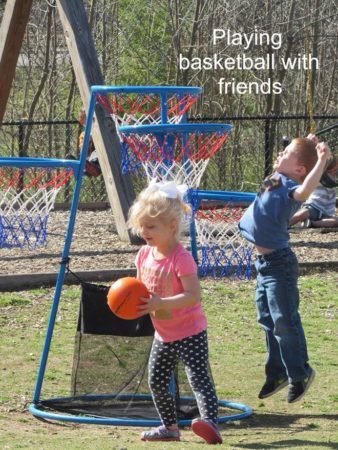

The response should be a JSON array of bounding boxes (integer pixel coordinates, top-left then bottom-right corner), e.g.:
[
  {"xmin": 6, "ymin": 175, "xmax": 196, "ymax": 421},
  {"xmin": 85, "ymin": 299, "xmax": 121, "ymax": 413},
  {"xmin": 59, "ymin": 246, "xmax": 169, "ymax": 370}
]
[
  {"xmin": 29, "ymin": 394, "xmax": 252, "ymax": 426},
  {"xmin": 91, "ymin": 85, "xmax": 202, "ymax": 95},
  {"xmin": 7, "ymin": 85, "xmax": 253, "ymax": 426},
  {"xmin": 119, "ymin": 122, "xmax": 233, "ymax": 136},
  {"xmin": 0, "ymin": 157, "xmax": 80, "ymax": 171},
  {"xmin": 91, "ymin": 85, "xmax": 202, "ymax": 125},
  {"xmin": 29, "ymin": 93, "xmax": 96, "ymax": 405}
]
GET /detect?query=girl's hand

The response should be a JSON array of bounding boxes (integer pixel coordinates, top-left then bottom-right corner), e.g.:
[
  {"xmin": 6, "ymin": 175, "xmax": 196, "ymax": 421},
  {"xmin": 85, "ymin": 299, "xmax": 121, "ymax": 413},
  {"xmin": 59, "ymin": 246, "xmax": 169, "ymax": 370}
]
[{"xmin": 138, "ymin": 292, "xmax": 163, "ymax": 316}]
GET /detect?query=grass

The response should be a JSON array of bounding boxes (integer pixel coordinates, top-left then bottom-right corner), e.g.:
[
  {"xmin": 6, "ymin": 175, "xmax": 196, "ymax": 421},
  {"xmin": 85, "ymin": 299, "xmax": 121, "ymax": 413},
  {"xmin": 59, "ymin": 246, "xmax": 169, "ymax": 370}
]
[{"xmin": 0, "ymin": 272, "xmax": 337, "ymax": 449}]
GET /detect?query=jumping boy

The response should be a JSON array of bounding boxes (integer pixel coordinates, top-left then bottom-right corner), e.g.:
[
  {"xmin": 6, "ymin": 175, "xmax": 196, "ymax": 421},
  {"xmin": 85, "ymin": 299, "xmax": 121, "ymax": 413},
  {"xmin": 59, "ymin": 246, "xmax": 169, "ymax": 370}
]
[{"xmin": 238, "ymin": 135, "xmax": 330, "ymax": 403}]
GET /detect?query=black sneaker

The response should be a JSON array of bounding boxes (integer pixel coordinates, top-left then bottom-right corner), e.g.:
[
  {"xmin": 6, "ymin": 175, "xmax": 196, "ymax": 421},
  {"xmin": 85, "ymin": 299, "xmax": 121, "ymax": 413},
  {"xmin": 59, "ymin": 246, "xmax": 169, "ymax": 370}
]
[
  {"xmin": 287, "ymin": 368, "xmax": 315, "ymax": 403},
  {"xmin": 258, "ymin": 377, "xmax": 288, "ymax": 399}
]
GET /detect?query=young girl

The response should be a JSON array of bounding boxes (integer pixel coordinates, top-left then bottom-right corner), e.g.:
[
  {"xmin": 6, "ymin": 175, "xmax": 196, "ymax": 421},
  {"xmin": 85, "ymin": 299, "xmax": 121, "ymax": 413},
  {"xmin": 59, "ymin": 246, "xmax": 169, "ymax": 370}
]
[{"xmin": 128, "ymin": 181, "xmax": 222, "ymax": 445}]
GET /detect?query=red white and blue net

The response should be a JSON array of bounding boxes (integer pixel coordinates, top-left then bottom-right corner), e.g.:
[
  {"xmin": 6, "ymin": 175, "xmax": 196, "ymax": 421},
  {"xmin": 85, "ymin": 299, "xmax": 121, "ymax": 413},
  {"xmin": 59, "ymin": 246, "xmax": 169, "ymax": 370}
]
[
  {"xmin": 97, "ymin": 91, "xmax": 200, "ymax": 126},
  {"xmin": 194, "ymin": 205, "xmax": 254, "ymax": 279},
  {"xmin": 0, "ymin": 167, "xmax": 73, "ymax": 250},
  {"xmin": 119, "ymin": 123, "xmax": 232, "ymax": 188}
]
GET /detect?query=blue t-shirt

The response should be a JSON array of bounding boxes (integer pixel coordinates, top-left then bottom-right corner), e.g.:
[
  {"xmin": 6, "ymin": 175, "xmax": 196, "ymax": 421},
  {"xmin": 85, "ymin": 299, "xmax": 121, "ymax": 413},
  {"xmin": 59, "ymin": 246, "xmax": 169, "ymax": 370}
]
[{"xmin": 238, "ymin": 172, "xmax": 303, "ymax": 249}]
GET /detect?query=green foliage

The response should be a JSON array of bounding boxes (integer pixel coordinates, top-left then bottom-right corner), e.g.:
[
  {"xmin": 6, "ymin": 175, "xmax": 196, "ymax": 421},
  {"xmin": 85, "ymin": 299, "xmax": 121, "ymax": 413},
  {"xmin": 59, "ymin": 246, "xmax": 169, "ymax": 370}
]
[
  {"xmin": 0, "ymin": 294, "xmax": 30, "ymax": 307},
  {"xmin": 104, "ymin": 0, "xmax": 173, "ymax": 85}
]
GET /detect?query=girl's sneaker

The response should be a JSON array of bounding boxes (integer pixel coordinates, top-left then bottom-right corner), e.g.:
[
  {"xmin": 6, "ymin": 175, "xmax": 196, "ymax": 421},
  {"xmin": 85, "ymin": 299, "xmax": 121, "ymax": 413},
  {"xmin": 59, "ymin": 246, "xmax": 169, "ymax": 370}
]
[
  {"xmin": 191, "ymin": 418, "xmax": 223, "ymax": 444},
  {"xmin": 140, "ymin": 425, "xmax": 180, "ymax": 441}
]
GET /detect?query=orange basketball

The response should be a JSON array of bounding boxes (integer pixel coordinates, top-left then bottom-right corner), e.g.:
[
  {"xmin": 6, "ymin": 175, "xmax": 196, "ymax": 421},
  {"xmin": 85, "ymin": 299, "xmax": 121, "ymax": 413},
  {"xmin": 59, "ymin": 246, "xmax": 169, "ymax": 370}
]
[{"xmin": 107, "ymin": 277, "xmax": 149, "ymax": 320}]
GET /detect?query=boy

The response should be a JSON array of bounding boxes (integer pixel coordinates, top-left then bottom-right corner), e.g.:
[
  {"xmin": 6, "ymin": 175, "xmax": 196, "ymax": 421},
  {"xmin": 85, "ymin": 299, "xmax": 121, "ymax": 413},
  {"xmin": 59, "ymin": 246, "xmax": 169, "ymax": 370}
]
[
  {"xmin": 78, "ymin": 107, "xmax": 102, "ymax": 177},
  {"xmin": 66, "ymin": 107, "xmax": 102, "ymax": 177},
  {"xmin": 238, "ymin": 135, "xmax": 330, "ymax": 403}
]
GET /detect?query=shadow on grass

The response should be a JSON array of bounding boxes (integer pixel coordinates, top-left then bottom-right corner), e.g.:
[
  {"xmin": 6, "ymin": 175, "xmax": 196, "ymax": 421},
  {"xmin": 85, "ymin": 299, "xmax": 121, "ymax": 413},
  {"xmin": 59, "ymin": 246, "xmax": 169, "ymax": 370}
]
[
  {"xmin": 227, "ymin": 412, "xmax": 338, "ymax": 428},
  {"xmin": 233, "ymin": 439, "xmax": 337, "ymax": 449},
  {"xmin": 223, "ymin": 412, "xmax": 338, "ymax": 449}
]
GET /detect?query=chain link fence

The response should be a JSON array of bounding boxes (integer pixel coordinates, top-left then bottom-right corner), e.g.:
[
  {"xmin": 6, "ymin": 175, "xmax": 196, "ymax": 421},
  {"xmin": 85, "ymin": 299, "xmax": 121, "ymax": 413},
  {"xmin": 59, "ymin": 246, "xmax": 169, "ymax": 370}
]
[
  {"xmin": 1, "ymin": 115, "xmax": 337, "ymax": 206},
  {"xmin": 0, "ymin": 119, "xmax": 109, "ymax": 204}
]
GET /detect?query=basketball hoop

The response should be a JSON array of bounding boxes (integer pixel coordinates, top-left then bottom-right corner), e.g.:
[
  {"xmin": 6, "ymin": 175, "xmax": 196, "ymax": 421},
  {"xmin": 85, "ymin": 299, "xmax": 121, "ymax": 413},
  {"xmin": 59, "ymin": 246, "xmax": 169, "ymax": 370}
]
[
  {"xmin": 195, "ymin": 207, "xmax": 254, "ymax": 279},
  {"xmin": 119, "ymin": 123, "xmax": 232, "ymax": 188},
  {"xmin": 187, "ymin": 190, "xmax": 256, "ymax": 279},
  {"xmin": 95, "ymin": 85, "xmax": 202, "ymax": 126},
  {"xmin": 0, "ymin": 166, "xmax": 73, "ymax": 249}
]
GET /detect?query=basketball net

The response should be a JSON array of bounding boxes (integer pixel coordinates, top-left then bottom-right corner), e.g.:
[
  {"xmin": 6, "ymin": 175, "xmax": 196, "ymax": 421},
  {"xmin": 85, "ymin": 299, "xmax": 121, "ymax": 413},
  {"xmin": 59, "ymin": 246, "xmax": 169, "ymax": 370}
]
[
  {"xmin": 194, "ymin": 206, "xmax": 254, "ymax": 279},
  {"xmin": 0, "ymin": 167, "xmax": 72, "ymax": 249},
  {"xmin": 119, "ymin": 126, "xmax": 231, "ymax": 188},
  {"xmin": 98, "ymin": 92, "xmax": 199, "ymax": 126}
]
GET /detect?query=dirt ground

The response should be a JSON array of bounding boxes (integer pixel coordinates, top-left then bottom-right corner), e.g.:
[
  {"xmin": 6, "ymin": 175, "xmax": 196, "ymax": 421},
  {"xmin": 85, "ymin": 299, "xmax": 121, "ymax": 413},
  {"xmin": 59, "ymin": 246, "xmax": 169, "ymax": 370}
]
[{"xmin": 0, "ymin": 209, "xmax": 337, "ymax": 277}]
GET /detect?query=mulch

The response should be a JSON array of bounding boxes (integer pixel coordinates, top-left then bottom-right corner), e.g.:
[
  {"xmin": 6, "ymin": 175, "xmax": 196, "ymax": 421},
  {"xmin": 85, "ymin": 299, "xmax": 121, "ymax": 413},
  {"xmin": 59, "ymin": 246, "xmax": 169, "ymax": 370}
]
[{"xmin": 0, "ymin": 209, "xmax": 337, "ymax": 289}]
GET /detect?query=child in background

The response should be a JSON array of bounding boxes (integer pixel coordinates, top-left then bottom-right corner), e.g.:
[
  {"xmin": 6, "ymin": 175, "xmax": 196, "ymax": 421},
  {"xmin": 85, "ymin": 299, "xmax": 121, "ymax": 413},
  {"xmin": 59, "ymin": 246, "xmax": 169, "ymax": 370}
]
[
  {"xmin": 77, "ymin": 107, "xmax": 102, "ymax": 177},
  {"xmin": 238, "ymin": 135, "xmax": 330, "ymax": 403},
  {"xmin": 66, "ymin": 108, "xmax": 102, "ymax": 177},
  {"xmin": 128, "ymin": 181, "xmax": 222, "ymax": 444},
  {"xmin": 290, "ymin": 155, "xmax": 338, "ymax": 228}
]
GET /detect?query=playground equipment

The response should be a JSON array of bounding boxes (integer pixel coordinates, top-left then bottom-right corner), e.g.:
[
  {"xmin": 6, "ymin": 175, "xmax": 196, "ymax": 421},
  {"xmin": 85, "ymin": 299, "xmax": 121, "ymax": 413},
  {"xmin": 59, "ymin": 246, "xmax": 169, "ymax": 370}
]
[
  {"xmin": 24, "ymin": 85, "xmax": 253, "ymax": 426},
  {"xmin": 97, "ymin": 85, "xmax": 202, "ymax": 126},
  {"xmin": 119, "ymin": 122, "xmax": 232, "ymax": 186},
  {"xmin": 29, "ymin": 281, "xmax": 252, "ymax": 425},
  {"xmin": 0, "ymin": 161, "xmax": 73, "ymax": 250},
  {"xmin": 187, "ymin": 189, "xmax": 256, "ymax": 279}
]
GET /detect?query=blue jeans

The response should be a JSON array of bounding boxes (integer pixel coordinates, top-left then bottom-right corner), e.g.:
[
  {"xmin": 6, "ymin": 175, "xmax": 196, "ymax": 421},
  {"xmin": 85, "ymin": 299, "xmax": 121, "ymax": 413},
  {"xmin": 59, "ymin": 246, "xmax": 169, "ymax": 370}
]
[{"xmin": 255, "ymin": 247, "xmax": 310, "ymax": 383}]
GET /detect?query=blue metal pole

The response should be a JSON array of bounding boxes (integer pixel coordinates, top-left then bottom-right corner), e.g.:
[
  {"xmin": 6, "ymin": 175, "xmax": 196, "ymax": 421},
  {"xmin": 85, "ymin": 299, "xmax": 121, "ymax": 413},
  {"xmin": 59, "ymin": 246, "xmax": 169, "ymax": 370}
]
[
  {"xmin": 29, "ymin": 395, "xmax": 252, "ymax": 426},
  {"xmin": 0, "ymin": 157, "xmax": 80, "ymax": 170},
  {"xmin": 189, "ymin": 216, "xmax": 199, "ymax": 265},
  {"xmin": 32, "ymin": 91, "xmax": 97, "ymax": 403},
  {"xmin": 191, "ymin": 189, "xmax": 256, "ymax": 203}
]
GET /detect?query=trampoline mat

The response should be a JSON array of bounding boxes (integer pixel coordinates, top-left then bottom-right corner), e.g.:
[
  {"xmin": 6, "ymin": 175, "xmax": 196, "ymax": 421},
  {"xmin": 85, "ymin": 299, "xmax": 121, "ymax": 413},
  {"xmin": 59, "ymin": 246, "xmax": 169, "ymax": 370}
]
[{"xmin": 39, "ymin": 395, "xmax": 200, "ymax": 420}]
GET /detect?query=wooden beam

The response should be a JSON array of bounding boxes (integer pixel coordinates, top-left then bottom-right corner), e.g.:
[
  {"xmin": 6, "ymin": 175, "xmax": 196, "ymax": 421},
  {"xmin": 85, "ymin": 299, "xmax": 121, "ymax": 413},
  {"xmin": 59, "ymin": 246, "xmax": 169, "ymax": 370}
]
[
  {"xmin": 56, "ymin": 0, "xmax": 136, "ymax": 242},
  {"xmin": 0, "ymin": 0, "xmax": 33, "ymax": 124}
]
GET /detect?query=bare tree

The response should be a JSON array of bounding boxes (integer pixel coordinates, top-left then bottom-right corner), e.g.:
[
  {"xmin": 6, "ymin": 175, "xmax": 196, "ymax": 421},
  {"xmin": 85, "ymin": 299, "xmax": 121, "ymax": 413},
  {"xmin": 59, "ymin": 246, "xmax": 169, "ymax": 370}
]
[{"xmin": 1, "ymin": 0, "xmax": 337, "ymax": 192}]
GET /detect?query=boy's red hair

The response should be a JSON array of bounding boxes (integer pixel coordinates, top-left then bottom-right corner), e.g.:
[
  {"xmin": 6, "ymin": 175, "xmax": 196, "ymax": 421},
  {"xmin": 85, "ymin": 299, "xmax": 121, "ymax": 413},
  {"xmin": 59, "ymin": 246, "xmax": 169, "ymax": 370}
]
[{"xmin": 292, "ymin": 138, "xmax": 317, "ymax": 180}]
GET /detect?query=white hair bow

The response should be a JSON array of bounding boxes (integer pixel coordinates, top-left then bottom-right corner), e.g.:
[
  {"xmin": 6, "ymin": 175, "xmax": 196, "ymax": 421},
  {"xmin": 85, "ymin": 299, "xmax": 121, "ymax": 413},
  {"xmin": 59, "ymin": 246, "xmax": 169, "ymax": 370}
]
[{"xmin": 146, "ymin": 179, "xmax": 188, "ymax": 200}]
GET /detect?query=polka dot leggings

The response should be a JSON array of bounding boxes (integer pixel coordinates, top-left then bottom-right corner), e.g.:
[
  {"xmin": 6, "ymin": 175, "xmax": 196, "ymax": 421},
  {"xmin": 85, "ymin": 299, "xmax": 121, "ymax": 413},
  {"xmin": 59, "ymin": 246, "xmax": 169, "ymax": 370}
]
[{"xmin": 148, "ymin": 330, "xmax": 219, "ymax": 427}]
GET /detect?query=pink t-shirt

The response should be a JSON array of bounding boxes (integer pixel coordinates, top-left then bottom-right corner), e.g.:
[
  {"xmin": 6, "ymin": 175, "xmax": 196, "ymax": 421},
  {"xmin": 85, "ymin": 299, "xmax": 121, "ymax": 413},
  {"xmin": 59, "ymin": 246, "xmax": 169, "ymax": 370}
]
[{"xmin": 135, "ymin": 243, "xmax": 207, "ymax": 342}]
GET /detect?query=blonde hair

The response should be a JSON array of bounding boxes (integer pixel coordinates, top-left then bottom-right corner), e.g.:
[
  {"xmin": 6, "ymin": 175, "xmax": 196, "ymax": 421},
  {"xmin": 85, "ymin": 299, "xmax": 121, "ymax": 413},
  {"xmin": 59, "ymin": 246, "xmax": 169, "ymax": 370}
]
[
  {"xmin": 291, "ymin": 137, "xmax": 318, "ymax": 180},
  {"xmin": 128, "ymin": 186, "xmax": 191, "ymax": 237}
]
